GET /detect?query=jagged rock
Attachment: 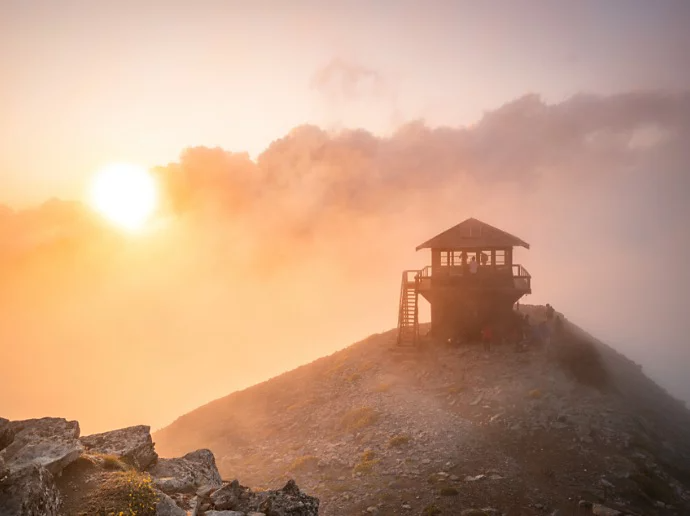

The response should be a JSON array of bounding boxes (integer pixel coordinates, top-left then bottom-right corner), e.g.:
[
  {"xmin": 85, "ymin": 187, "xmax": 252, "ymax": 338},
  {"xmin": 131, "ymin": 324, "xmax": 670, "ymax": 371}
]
[
  {"xmin": 80, "ymin": 425, "xmax": 158, "ymax": 470},
  {"xmin": 256, "ymin": 479, "xmax": 319, "ymax": 516},
  {"xmin": 209, "ymin": 479, "xmax": 318, "ymax": 516},
  {"xmin": 0, "ymin": 418, "xmax": 82, "ymax": 475},
  {"xmin": 156, "ymin": 490, "xmax": 187, "ymax": 516},
  {"xmin": 210, "ymin": 479, "xmax": 255, "ymax": 511},
  {"xmin": 0, "ymin": 418, "xmax": 15, "ymax": 451},
  {"xmin": 197, "ymin": 484, "xmax": 216, "ymax": 497},
  {"xmin": 0, "ymin": 463, "xmax": 61, "ymax": 516},
  {"xmin": 148, "ymin": 449, "xmax": 222, "ymax": 494}
]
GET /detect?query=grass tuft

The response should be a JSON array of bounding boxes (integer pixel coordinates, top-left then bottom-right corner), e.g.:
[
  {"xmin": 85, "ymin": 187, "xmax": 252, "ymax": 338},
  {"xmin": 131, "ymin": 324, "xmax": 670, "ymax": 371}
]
[
  {"xmin": 352, "ymin": 450, "xmax": 380, "ymax": 475},
  {"xmin": 341, "ymin": 407, "xmax": 380, "ymax": 433},
  {"xmin": 387, "ymin": 434, "xmax": 411, "ymax": 448},
  {"xmin": 287, "ymin": 455, "xmax": 320, "ymax": 473}
]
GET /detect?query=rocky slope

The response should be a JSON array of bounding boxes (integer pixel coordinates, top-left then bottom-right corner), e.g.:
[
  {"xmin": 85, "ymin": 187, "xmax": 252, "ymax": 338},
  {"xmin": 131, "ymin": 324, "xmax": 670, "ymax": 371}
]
[
  {"xmin": 154, "ymin": 305, "xmax": 690, "ymax": 516},
  {"xmin": 0, "ymin": 418, "xmax": 318, "ymax": 516}
]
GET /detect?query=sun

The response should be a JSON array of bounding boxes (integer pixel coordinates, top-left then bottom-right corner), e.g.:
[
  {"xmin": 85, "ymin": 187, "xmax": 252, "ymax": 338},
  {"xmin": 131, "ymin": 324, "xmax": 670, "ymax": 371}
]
[{"xmin": 89, "ymin": 163, "xmax": 159, "ymax": 232}]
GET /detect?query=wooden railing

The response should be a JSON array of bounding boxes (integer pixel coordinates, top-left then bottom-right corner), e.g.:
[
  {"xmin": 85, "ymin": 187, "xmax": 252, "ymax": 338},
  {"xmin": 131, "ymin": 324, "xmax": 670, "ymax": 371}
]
[
  {"xmin": 512, "ymin": 264, "xmax": 531, "ymax": 291},
  {"xmin": 512, "ymin": 264, "xmax": 530, "ymax": 278},
  {"xmin": 415, "ymin": 263, "xmax": 531, "ymax": 291}
]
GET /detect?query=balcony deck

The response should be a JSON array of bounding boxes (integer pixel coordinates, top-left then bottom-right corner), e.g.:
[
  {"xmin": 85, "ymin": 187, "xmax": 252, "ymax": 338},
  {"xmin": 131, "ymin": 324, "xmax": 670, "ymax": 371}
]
[{"xmin": 403, "ymin": 264, "xmax": 532, "ymax": 294}]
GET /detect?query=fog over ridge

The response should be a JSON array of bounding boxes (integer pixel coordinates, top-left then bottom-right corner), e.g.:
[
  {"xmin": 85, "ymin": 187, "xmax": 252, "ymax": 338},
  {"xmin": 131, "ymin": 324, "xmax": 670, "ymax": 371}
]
[{"xmin": 1, "ymin": 89, "xmax": 689, "ymax": 433}]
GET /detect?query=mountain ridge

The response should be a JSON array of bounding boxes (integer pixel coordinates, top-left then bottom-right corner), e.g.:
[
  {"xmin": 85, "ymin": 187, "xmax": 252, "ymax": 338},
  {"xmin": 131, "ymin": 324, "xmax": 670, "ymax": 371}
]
[{"xmin": 154, "ymin": 305, "xmax": 690, "ymax": 515}]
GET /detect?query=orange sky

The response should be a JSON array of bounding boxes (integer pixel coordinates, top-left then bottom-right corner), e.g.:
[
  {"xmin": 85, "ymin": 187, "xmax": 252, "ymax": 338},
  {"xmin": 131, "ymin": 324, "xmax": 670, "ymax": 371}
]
[{"xmin": 1, "ymin": 1, "xmax": 690, "ymax": 434}]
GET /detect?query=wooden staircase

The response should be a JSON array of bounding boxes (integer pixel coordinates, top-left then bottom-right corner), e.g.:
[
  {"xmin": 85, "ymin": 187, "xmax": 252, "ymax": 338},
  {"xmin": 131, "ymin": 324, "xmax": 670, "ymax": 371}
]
[{"xmin": 396, "ymin": 270, "xmax": 420, "ymax": 346}]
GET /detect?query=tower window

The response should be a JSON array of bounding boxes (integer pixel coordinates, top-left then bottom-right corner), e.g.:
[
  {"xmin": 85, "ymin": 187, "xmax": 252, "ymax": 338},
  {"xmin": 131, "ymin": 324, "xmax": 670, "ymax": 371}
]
[{"xmin": 495, "ymin": 250, "xmax": 506, "ymax": 266}]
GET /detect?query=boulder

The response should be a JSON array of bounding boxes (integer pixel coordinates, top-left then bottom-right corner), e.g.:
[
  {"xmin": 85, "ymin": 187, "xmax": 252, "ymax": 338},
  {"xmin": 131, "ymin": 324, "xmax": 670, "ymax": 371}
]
[
  {"xmin": 210, "ymin": 479, "xmax": 256, "ymax": 512},
  {"xmin": 0, "ymin": 418, "xmax": 82, "ymax": 475},
  {"xmin": 0, "ymin": 463, "xmax": 61, "ymax": 516},
  {"xmin": 205, "ymin": 512, "xmax": 245, "ymax": 516},
  {"xmin": 208, "ymin": 479, "xmax": 318, "ymax": 516},
  {"xmin": 156, "ymin": 490, "xmax": 187, "ymax": 516},
  {"xmin": 147, "ymin": 449, "xmax": 222, "ymax": 494},
  {"xmin": 0, "ymin": 417, "xmax": 14, "ymax": 451},
  {"xmin": 256, "ymin": 479, "xmax": 319, "ymax": 516},
  {"xmin": 80, "ymin": 425, "xmax": 158, "ymax": 470}
]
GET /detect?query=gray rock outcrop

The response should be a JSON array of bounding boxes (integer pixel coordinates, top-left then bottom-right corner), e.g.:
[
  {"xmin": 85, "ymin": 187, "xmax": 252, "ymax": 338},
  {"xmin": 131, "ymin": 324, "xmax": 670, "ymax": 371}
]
[
  {"xmin": 0, "ymin": 416, "xmax": 319, "ymax": 516},
  {"xmin": 0, "ymin": 418, "xmax": 14, "ymax": 451},
  {"xmin": 0, "ymin": 463, "xmax": 61, "ymax": 516},
  {"xmin": 255, "ymin": 479, "xmax": 319, "ymax": 516},
  {"xmin": 210, "ymin": 479, "xmax": 254, "ymax": 511},
  {"xmin": 156, "ymin": 490, "xmax": 187, "ymax": 516},
  {"xmin": 206, "ymin": 478, "xmax": 319, "ymax": 516},
  {"xmin": 80, "ymin": 424, "xmax": 158, "ymax": 470},
  {"xmin": 148, "ymin": 448, "xmax": 223, "ymax": 494},
  {"xmin": 0, "ymin": 418, "xmax": 82, "ymax": 475}
]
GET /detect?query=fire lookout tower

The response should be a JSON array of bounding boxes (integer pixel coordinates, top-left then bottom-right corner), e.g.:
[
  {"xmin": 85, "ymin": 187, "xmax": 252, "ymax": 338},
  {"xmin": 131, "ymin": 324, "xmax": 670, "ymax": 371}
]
[{"xmin": 397, "ymin": 218, "xmax": 532, "ymax": 346}]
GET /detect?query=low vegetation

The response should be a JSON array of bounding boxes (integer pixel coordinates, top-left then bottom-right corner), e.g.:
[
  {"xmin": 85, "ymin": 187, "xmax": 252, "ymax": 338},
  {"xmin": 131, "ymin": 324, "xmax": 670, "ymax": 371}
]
[
  {"xmin": 446, "ymin": 385, "xmax": 465, "ymax": 394},
  {"xmin": 346, "ymin": 373, "xmax": 362, "ymax": 383},
  {"xmin": 79, "ymin": 470, "xmax": 158, "ymax": 516},
  {"xmin": 374, "ymin": 382, "xmax": 392, "ymax": 393},
  {"xmin": 288, "ymin": 455, "xmax": 320, "ymax": 473},
  {"xmin": 422, "ymin": 504, "xmax": 442, "ymax": 516},
  {"xmin": 528, "ymin": 388, "xmax": 542, "ymax": 399},
  {"xmin": 387, "ymin": 434, "xmax": 411, "ymax": 448},
  {"xmin": 352, "ymin": 450, "xmax": 380, "ymax": 475},
  {"xmin": 341, "ymin": 406, "xmax": 379, "ymax": 433},
  {"xmin": 87, "ymin": 453, "xmax": 128, "ymax": 471}
]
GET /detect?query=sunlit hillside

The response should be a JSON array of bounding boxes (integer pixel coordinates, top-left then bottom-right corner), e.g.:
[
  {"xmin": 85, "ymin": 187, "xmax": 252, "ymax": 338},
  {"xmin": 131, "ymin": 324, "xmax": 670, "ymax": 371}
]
[{"xmin": 154, "ymin": 306, "xmax": 690, "ymax": 516}]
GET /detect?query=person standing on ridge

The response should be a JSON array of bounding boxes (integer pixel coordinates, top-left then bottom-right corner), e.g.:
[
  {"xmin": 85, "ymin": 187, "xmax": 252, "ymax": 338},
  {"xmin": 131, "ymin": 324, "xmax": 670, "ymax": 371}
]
[
  {"xmin": 469, "ymin": 256, "xmax": 478, "ymax": 275},
  {"xmin": 481, "ymin": 323, "xmax": 493, "ymax": 352}
]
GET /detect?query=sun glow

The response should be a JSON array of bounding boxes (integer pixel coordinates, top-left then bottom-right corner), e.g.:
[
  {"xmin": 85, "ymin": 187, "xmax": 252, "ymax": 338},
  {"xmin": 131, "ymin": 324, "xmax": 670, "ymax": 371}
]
[{"xmin": 89, "ymin": 163, "xmax": 159, "ymax": 231}]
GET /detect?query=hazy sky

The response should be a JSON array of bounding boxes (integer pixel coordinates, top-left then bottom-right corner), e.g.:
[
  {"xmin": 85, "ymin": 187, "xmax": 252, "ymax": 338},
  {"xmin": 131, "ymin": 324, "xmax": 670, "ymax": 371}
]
[
  {"xmin": 2, "ymin": 1, "xmax": 690, "ymax": 434},
  {"xmin": 2, "ymin": 0, "xmax": 689, "ymax": 204}
]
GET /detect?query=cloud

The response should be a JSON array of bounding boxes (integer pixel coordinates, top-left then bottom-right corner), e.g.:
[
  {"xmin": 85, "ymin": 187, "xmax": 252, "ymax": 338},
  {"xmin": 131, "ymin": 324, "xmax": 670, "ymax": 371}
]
[{"xmin": 311, "ymin": 57, "xmax": 389, "ymax": 102}]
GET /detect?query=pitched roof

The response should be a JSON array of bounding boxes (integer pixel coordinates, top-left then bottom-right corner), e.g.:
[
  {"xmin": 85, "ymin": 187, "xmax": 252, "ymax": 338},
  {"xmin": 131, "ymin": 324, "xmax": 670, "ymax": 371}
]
[{"xmin": 416, "ymin": 218, "xmax": 530, "ymax": 251}]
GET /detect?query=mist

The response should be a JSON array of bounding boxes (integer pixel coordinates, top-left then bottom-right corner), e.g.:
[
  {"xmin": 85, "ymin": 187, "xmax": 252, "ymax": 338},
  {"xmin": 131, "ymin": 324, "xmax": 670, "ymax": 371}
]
[{"xmin": 1, "ymin": 90, "xmax": 689, "ymax": 434}]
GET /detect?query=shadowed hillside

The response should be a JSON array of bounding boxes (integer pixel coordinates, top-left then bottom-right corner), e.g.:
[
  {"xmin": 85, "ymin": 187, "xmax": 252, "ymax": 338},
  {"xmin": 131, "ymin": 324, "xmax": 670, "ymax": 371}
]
[{"xmin": 154, "ymin": 305, "xmax": 690, "ymax": 515}]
